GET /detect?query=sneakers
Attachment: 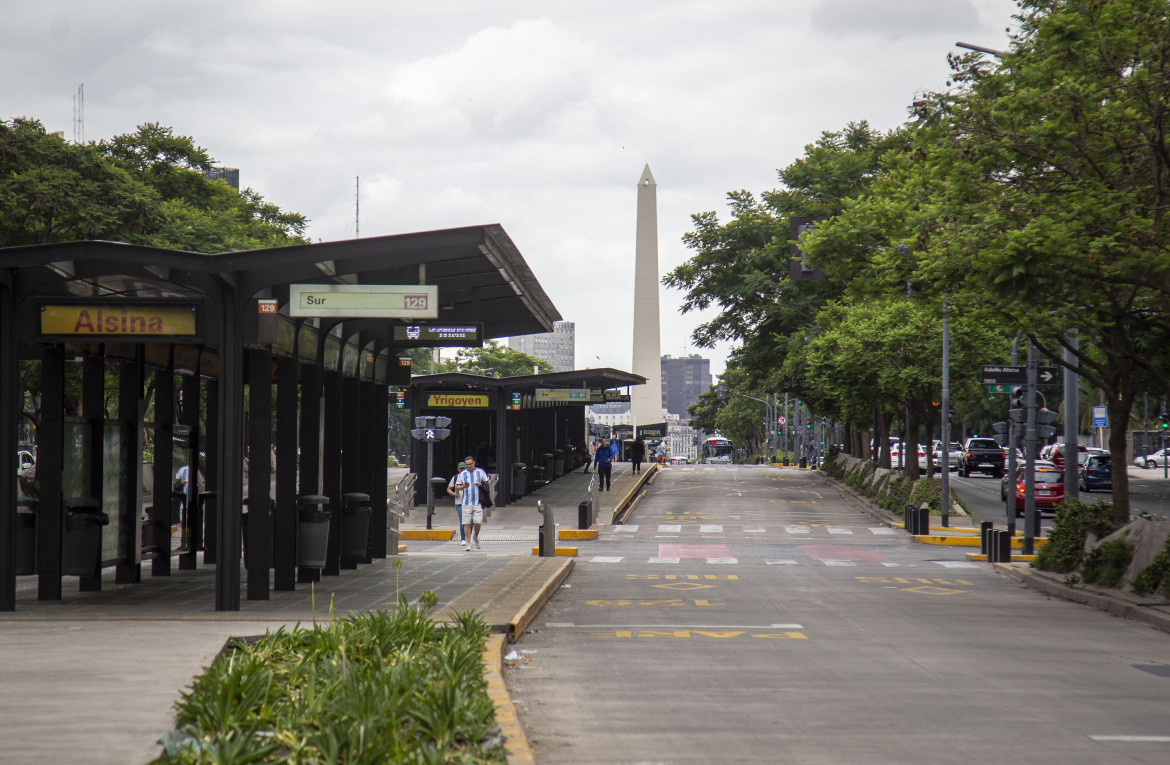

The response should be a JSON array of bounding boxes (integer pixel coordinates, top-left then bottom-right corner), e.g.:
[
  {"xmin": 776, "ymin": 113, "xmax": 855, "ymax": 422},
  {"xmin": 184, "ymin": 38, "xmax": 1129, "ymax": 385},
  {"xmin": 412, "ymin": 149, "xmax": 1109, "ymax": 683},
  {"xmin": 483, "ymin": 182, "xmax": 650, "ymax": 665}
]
[
  {"xmin": 474, "ymin": 537, "xmax": 481, "ymax": 549},
  {"xmin": 461, "ymin": 540, "xmax": 469, "ymax": 550}
]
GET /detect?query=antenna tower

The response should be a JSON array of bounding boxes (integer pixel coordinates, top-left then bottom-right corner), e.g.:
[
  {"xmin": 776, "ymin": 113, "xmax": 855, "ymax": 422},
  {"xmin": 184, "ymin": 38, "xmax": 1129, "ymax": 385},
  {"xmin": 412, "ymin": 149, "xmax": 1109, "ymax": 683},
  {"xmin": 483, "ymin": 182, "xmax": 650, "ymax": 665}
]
[
  {"xmin": 354, "ymin": 176, "xmax": 360, "ymax": 238},
  {"xmin": 72, "ymin": 84, "xmax": 85, "ymax": 144}
]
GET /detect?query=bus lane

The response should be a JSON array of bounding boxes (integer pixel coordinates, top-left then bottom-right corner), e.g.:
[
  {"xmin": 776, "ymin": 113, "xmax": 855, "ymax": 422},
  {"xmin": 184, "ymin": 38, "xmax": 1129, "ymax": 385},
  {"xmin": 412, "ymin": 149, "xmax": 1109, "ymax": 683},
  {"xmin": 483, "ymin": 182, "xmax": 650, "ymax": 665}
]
[{"xmin": 507, "ymin": 464, "xmax": 1170, "ymax": 765}]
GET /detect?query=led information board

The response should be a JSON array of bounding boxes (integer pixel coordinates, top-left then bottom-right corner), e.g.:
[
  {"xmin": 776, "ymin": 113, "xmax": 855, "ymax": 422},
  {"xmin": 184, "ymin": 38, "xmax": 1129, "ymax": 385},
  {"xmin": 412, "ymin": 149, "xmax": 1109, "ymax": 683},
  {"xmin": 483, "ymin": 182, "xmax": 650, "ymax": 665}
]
[
  {"xmin": 391, "ymin": 323, "xmax": 483, "ymax": 348},
  {"xmin": 288, "ymin": 284, "xmax": 438, "ymax": 319}
]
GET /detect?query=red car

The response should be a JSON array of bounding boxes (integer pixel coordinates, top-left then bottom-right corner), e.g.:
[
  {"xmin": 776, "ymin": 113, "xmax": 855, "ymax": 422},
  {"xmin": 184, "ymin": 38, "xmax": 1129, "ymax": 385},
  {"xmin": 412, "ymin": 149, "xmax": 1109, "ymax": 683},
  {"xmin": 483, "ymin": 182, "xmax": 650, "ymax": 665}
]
[
  {"xmin": 1001, "ymin": 466, "xmax": 1065, "ymax": 516},
  {"xmin": 1049, "ymin": 443, "xmax": 1088, "ymax": 471}
]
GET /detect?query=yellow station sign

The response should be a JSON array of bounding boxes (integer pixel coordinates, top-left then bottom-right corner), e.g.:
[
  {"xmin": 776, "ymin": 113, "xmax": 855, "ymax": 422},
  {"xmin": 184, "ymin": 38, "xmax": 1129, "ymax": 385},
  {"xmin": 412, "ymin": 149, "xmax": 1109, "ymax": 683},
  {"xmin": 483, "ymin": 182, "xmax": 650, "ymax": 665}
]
[
  {"xmin": 40, "ymin": 304, "xmax": 198, "ymax": 337},
  {"xmin": 425, "ymin": 393, "xmax": 491, "ymax": 408}
]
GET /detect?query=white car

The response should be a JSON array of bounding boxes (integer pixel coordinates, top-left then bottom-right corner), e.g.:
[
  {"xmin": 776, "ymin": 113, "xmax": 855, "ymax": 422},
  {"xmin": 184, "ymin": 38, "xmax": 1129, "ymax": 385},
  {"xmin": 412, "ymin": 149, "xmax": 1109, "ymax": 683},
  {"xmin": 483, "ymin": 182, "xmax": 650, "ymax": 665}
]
[
  {"xmin": 1135, "ymin": 448, "xmax": 1170, "ymax": 469},
  {"xmin": 17, "ymin": 450, "xmax": 35, "ymax": 479},
  {"xmin": 929, "ymin": 442, "xmax": 963, "ymax": 470}
]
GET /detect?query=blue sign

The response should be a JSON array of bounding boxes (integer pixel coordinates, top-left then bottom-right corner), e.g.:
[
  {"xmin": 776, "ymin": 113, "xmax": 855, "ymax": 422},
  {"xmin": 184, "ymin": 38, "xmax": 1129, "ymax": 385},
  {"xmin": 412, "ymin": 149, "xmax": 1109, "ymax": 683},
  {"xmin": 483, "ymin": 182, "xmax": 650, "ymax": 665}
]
[{"xmin": 1092, "ymin": 406, "xmax": 1108, "ymax": 428}]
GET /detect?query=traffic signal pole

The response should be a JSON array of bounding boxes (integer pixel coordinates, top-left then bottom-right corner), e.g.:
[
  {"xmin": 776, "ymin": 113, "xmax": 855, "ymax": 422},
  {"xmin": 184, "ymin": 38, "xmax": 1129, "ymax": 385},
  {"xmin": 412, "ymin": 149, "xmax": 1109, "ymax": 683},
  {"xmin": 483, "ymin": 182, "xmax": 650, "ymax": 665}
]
[{"xmin": 1023, "ymin": 344, "xmax": 1039, "ymax": 555}]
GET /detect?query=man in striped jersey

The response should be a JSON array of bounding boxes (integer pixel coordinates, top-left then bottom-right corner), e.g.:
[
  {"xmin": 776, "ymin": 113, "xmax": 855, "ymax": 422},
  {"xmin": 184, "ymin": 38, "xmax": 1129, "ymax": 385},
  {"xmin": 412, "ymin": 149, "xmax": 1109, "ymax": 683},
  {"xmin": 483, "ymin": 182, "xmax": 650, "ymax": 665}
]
[{"xmin": 455, "ymin": 456, "xmax": 489, "ymax": 550}]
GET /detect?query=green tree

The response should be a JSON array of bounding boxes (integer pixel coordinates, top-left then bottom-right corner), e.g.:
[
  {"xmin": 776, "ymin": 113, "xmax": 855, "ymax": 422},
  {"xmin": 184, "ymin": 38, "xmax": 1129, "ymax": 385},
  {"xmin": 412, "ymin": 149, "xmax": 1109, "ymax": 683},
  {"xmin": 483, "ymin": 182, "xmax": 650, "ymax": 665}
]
[
  {"xmin": 899, "ymin": 0, "xmax": 1170, "ymax": 522},
  {"xmin": 0, "ymin": 118, "xmax": 164, "ymax": 247},
  {"xmin": 453, "ymin": 341, "xmax": 552, "ymax": 377}
]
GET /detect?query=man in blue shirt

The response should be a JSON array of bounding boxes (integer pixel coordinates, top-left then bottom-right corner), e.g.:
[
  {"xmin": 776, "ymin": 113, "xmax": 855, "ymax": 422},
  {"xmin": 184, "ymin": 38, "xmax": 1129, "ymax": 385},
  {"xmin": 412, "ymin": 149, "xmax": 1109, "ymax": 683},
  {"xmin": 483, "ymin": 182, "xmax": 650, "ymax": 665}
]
[
  {"xmin": 593, "ymin": 437, "xmax": 614, "ymax": 491},
  {"xmin": 455, "ymin": 456, "xmax": 489, "ymax": 549}
]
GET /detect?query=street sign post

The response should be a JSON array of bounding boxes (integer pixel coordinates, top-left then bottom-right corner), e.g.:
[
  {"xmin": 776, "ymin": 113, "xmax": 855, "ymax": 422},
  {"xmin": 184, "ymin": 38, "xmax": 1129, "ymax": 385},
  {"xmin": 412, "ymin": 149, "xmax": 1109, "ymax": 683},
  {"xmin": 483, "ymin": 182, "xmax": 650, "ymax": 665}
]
[
  {"xmin": 980, "ymin": 365, "xmax": 1026, "ymax": 385},
  {"xmin": 410, "ymin": 415, "xmax": 452, "ymax": 528}
]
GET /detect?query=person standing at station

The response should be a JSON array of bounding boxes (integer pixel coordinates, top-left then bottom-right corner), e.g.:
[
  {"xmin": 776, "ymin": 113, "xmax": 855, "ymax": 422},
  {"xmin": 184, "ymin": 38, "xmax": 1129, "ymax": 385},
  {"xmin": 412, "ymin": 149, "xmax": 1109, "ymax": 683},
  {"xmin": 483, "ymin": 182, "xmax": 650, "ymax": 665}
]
[
  {"xmin": 655, "ymin": 440, "xmax": 667, "ymax": 465},
  {"xmin": 446, "ymin": 461, "xmax": 467, "ymax": 548},
  {"xmin": 455, "ymin": 456, "xmax": 490, "ymax": 549},
  {"xmin": 594, "ymin": 437, "xmax": 614, "ymax": 491},
  {"xmin": 629, "ymin": 436, "xmax": 646, "ymax": 475}
]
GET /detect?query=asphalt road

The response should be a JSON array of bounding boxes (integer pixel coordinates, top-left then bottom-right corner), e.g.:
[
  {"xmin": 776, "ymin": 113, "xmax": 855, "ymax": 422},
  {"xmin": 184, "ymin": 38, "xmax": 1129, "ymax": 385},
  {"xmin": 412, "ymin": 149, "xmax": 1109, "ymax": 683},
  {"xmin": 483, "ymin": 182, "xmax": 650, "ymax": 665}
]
[
  {"xmin": 507, "ymin": 464, "xmax": 1170, "ymax": 765},
  {"xmin": 948, "ymin": 466, "xmax": 1170, "ymax": 532}
]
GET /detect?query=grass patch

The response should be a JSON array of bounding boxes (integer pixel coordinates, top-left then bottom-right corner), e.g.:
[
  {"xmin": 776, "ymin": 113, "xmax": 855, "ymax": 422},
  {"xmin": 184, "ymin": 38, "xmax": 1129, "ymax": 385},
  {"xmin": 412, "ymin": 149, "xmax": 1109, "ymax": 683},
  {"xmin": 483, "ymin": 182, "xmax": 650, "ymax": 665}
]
[
  {"xmin": 1031, "ymin": 499, "xmax": 1119, "ymax": 574},
  {"xmin": 1133, "ymin": 534, "xmax": 1170, "ymax": 597},
  {"xmin": 1081, "ymin": 538, "xmax": 1134, "ymax": 587},
  {"xmin": 154, "ymin": 596, "xmax": 505, "ymax": 764}
]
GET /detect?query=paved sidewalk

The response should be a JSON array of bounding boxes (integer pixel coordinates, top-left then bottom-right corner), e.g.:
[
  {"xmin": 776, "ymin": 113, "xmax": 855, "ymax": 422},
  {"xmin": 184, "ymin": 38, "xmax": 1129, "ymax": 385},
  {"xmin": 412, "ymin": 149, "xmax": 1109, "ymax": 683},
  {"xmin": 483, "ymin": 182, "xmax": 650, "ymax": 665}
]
[{"xmin": 0, "ymin": 461, "xmax": 651, "ymax": 764}]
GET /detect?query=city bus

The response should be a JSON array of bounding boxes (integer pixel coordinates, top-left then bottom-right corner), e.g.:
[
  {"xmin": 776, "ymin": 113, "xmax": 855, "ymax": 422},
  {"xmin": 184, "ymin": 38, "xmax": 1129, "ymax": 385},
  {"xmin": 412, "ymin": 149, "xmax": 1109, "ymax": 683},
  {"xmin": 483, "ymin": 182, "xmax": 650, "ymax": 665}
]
[{"xmin": 701, "ymin": 435, "xmax": 734, "ymax": 464}]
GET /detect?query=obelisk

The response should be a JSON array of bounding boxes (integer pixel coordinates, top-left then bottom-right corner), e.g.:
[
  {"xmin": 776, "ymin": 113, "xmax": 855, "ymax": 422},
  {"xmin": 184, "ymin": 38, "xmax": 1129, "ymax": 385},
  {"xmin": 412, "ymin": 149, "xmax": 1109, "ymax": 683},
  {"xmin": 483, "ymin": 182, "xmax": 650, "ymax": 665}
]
[{"xmin": 630, "ymin": 164, "xmax": 662, "ymax": 429}]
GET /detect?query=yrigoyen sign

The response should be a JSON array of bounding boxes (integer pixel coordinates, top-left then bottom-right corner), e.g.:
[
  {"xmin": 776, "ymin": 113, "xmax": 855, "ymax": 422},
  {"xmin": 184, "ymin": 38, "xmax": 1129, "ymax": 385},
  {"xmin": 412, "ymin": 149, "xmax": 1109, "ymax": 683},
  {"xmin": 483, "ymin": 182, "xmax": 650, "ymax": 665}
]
[{"xmin": 288, "ymin": 284, "xmax": 438, "ymax": 319}]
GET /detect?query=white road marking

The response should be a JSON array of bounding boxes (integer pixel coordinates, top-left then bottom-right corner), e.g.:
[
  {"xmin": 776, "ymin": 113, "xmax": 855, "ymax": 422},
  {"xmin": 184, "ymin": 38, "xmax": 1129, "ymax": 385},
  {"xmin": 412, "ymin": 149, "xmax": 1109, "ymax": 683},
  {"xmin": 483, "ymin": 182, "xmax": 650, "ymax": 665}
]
[
  {"xmin": 766, "ymin": 560, "xmax": 799, "ymax": 565},
  {"xmin": 706, "ymin": 558, "xmax": 738, "ymax": 564},
  {"xmin": 647, "ymin": 557, "xmax": 681, "ymax": 564},
  {"xmin": 934, "ymin": 561, "xmax": 980, "ymax": 568},
  {"xmin": 785, "ymin": 527, "xmax": 811, "ymax": 534},
  {"xmin": 617, "ymin": 525, "xmax": 639, "ymax": 532},
  {"xmin": 589, "ymin": 557, "xmax": 625, "ymax": 563},
  {"xmin": 869, "ymin": 528, "xmax": 898, "ymax": 535},
  {"xmin": 700, "ymin": 525, "xmax": 723, "ymax": 533},
  {"xmin": 1089, "ymin": 735, "xmax": 1170, "ymax": 743},
  {"xmin": 822, "ymin": 560, "xmax": 857, "ymax": 567},
  {"xmin": 827, "ymin": 528, "xmax": 853, "ymax": 535},
  {"xmin": 744, "ymin": 528, "xmax": 766, "ymax": 533},
  {"xmin": 658, "ymin": 524, "xmax": 682, "ymax": 532}
]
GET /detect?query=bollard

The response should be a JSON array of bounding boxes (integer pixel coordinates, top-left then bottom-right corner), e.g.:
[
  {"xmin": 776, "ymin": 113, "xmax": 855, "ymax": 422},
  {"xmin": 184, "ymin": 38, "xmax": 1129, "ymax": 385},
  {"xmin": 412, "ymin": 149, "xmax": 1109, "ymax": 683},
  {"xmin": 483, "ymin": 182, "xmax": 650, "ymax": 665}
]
[
  {"xmin": 988, "ymin": 529, "xmax": 1011, "ymax": 563},
  {"xmin": 980, "ymin": 521, "xmax": 994, "ymax": 555},
  {"xmin": 578, "ymin": 499, "xmax": 592, "ymax": 530},
  {"xmin": 536, "ymin": 499, "xmax": 556, "ymax": 557}
]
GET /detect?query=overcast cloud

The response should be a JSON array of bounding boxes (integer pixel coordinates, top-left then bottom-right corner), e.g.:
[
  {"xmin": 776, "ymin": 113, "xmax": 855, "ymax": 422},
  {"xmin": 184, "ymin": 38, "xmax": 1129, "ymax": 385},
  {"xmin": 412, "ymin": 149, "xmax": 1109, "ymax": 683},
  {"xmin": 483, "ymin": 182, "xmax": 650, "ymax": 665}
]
[{"xmin": 1, "ymin": 1, "xmax": 1019, "ymax": 377}]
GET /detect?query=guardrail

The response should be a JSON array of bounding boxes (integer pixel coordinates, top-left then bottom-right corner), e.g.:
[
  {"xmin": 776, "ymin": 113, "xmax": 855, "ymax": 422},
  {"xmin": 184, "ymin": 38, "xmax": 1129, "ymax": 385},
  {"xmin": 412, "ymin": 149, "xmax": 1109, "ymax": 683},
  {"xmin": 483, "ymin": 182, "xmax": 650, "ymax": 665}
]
[{"xmin": 386, "ymin": 473, "xmax": 416, "ymax": 552}]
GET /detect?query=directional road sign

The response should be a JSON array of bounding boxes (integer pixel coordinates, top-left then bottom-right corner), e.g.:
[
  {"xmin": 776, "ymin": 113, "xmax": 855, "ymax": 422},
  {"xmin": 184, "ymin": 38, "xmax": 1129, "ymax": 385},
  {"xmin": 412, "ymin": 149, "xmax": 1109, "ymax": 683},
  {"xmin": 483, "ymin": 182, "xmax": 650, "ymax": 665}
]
[
  {"xmin": 980, "ymin": 366, "xmax": 1025, "ymax": 385},
  {"xmin": 1037, "ymin": 367, "xmax": 1060, "ymax": 385}
]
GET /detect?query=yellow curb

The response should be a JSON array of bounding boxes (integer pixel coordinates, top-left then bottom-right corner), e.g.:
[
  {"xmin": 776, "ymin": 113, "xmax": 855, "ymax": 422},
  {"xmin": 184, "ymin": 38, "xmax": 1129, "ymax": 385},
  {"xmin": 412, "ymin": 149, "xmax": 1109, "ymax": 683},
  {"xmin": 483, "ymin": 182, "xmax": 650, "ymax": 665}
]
[
  {"xmin": 398, "ymin": 544, "xmax": 408, "ymax": 553},
  {"xmin": 508, "ymin": 558, "xmax": 573, "ymax": 642},
  {"xmin": 898, "ymin": 522, "xmax": 1025, "ymax": 536},
  {"xmin": 482, "ymin": 634, "xmax": 535, "ymax": 765},
  {"xmin": 915, "ymin": 534, "xmax": 1047, "ymax": 549},
  {"xmin": 558, "ymin": 528, "xmax": 598, "ymax": 540},
  {"xmin": 530, "ymin": 547, "xmax": 578, "ymax": 557},
  {"xmin": 399, "ymin": 529, "xmax": 455, "ymax": 541},
  {"xmin": 966, "ymin": 552, "xmax": 1038, "ymax": 562}
]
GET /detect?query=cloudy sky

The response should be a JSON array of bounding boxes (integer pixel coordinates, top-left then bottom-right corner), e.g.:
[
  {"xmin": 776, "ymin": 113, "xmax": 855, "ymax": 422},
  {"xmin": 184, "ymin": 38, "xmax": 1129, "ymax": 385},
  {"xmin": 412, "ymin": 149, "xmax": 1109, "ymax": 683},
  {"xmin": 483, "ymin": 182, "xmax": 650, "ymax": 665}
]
[{"xmin": 2, "ymin": 0, "xmax": 1017, "ymax": 377}]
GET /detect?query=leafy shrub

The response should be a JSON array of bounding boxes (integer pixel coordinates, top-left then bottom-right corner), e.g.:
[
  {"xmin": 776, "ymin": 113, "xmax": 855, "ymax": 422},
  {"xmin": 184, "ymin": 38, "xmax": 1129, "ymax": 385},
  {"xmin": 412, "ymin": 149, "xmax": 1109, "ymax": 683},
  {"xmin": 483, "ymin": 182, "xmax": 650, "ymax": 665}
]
[
  {"xmin": 1132, "ymin": 535, "xmax": 1170, "ymax": 596},
  {"xmin": 1080, "ymin": 538, "xmax": 1134, "ymax": 587},
  {"xmin": 158, "ymin": 603, "xmax": 504, "ymax": 764},
  {"xmin": 1032, "ymin": 499, "xmax": 1119, "ymax": 574}
]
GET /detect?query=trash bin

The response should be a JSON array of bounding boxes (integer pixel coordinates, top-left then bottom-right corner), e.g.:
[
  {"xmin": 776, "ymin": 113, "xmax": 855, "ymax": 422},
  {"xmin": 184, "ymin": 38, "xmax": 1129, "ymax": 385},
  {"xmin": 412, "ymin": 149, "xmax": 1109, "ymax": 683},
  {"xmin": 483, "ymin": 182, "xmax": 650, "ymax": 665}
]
[
  {"xmin": 511, "ymin": 463, "xmax": 528, "ymax": 500},
  {"xmin": 553, "ymin": 449, "xmax": 565, "ymax": 478},
  {"xmin": 62, "ymin": 498, "xmax": 108, "ymax": 576},
  {"xmin": 564, "ymin": 444, "xmax": 578, "ymax": 472},
  {"xmin": 341, "ymin": 492, "xmax": 371, "ymax": 559},
  {"xmin": 297, "ymin": 495, "xmax": 331, "ymax": 569},
  {"xmin": 578, "ymin": 499, "xmax": 592, "ymax": 529},
  {"xmin": 16, "ymin": 498, "xmax": 36, "ymax": 575},
  {"xmin": 542, "ymin": 453, "xmax": 555, "ymax": 482}
]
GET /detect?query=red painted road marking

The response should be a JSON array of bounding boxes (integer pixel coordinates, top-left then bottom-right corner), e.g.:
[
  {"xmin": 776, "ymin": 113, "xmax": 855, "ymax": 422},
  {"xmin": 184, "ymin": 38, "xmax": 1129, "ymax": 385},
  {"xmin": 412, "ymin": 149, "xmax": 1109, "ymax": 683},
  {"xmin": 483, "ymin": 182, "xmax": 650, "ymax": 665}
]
[
  {"xmin": 658, "ymin": 543, "xmax": 734, "ymax": 559},
  {"xmin": 799, "ymin": 545, "xmax": 891, "ymax": 563}
]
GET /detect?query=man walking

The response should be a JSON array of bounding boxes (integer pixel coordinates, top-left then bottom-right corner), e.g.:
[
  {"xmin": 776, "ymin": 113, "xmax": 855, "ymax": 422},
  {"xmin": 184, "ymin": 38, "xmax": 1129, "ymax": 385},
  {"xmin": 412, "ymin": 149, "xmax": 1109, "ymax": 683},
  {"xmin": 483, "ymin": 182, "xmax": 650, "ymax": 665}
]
[
  {"xmin": 455, "ymin": 456, "xmax": 489, "ymax": 549},
  {"xmin": 446, "ymin": 461, "xmax": 467, "ymax": 548},
  {"xmin": 594, "ymin": 437, "xmax": 614, "ymax": 491}
]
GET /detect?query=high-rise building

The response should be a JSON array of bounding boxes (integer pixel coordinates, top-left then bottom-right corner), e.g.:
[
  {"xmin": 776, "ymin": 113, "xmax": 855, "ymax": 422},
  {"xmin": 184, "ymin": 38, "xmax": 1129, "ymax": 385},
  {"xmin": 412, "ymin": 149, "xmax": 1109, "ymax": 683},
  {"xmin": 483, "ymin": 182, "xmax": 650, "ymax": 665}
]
[
  {"xmin": 204, "ymin": 167, "xmax": 240, "ymax": 190},
  {"xmin": 661, "ymin": 354, "xmax": 711, "ymax": 420},
  {"xmin": 509, "ymin": 320, "xmax": 575, "ymax": 372}
]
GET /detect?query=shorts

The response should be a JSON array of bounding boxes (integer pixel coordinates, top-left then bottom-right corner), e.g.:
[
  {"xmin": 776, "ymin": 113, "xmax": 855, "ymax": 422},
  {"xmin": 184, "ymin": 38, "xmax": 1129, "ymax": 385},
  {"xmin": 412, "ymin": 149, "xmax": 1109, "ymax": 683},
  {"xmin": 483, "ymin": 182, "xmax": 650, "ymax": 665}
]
[{"xmin": 463, "ymin": 504, "xmax": 484, "ymax": 524}]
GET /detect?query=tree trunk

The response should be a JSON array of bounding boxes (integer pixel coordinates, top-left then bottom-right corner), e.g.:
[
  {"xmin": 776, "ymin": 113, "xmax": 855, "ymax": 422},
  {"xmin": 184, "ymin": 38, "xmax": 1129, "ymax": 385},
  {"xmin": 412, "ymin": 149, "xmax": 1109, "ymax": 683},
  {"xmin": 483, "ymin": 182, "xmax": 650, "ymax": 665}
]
[{"xmin": 1107, "ymin": 394, "xmax": 1134, "ymax": 524}]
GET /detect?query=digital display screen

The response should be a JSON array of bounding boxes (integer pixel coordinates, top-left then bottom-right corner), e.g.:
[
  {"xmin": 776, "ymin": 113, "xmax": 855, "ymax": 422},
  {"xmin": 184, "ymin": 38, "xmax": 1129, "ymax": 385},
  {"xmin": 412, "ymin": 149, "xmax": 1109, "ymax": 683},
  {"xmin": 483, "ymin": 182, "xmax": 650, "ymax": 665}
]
[{"xmin": 391, "ymin": 324, "xmax": 483, "ymax": 347}]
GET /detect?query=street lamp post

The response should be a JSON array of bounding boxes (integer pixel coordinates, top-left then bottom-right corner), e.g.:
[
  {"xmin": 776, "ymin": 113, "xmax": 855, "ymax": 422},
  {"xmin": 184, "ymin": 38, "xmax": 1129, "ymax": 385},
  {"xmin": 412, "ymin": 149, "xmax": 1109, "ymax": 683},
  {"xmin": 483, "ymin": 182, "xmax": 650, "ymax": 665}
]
[{"xmin": 735, "ymin": 393, "xmax": 773, "ymax": 461}]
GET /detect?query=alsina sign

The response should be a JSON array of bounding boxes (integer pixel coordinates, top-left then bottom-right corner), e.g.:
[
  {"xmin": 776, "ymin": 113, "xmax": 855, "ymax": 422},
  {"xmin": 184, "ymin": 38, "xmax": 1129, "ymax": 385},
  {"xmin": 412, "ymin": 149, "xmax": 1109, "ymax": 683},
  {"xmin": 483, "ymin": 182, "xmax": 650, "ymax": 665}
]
[{"xmin": 39, "ymin": 302, "xmax": 199, "ymax": 339}]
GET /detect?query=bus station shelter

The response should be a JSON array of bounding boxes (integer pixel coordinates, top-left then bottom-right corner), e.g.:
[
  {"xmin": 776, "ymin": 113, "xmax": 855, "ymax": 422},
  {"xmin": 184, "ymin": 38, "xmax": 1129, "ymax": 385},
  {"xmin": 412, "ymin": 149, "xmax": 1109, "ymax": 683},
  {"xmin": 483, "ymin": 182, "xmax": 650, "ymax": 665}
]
[
  {"xmin": 405, "ymin": 368, "xmax": 646, "ymax": 506},
  {"xmin": 0, "ymin": 225, "xmax": 559, "ymax": 611}
]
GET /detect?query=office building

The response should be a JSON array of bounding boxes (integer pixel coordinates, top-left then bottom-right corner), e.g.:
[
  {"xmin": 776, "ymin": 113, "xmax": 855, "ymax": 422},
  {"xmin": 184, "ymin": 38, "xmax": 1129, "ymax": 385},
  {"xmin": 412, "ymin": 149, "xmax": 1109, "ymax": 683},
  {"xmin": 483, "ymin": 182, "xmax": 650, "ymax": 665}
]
[
  {"xmin": 661, "ymin": 354, "xmax": 711, "ymax": 420},
  {"xmin": 509, "ymin": 320, "xmax": 575, "ymax": 372}
]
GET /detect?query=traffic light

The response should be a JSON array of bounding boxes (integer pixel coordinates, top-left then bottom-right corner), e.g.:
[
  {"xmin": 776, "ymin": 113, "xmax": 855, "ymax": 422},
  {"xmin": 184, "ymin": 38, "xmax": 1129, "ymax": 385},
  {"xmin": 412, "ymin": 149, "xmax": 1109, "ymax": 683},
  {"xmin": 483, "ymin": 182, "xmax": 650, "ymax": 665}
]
[
  {"xmin": 1037, "ymin": 408, "xmax": 1058, "ymax": 439},
  {"xmin": 1009, "ymin": 385, "xmax": 1024, "ymax": 408}
]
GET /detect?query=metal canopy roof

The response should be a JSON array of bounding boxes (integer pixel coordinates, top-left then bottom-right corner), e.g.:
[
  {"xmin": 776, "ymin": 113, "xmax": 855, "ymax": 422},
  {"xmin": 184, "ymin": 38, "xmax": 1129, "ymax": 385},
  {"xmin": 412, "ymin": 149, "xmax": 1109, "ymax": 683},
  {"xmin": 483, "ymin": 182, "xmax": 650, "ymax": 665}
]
[
  {"xmin": 411, "ymin": 367, "xmax": 647, "ymax": 391},
  {"xmin": 0, "ymin": 224, "xmax": 560, "ymax": 340}
]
